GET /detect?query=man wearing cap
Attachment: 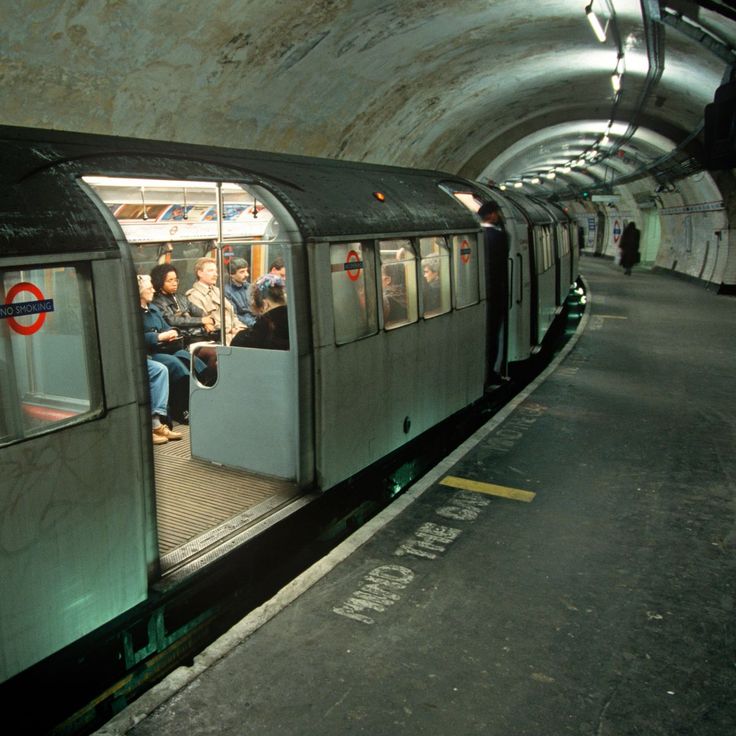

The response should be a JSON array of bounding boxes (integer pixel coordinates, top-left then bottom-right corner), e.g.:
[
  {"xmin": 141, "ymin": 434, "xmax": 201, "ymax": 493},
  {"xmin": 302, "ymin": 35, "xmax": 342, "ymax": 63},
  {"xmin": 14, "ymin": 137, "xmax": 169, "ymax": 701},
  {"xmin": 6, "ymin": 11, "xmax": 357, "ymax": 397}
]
[
  {"xmin": 478, "ymin": 200, "xmax": 509, "ymax": 385},
  {"xmin": 224, "ymin": 258, "xmax": 257, "ymax": 328}
]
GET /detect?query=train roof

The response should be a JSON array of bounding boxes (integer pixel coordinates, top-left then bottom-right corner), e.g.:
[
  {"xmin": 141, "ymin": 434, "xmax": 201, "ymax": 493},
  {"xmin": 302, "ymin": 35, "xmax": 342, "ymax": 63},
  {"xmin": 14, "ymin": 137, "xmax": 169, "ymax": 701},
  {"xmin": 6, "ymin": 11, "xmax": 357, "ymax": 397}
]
[{"xmin": 0, "ymin": 125, "xmax": 479, "ymax": 258}]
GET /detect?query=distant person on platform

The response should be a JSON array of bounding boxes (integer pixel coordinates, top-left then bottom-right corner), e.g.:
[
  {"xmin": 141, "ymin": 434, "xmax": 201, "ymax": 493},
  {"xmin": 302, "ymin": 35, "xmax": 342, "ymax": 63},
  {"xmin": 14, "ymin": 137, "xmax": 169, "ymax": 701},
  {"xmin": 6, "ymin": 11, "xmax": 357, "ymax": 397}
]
[
  {"xmin": 619, "ymin": 222, "xmax": 640, "ymax": 276},
  {"xmin": 478, "ymin": 200, "xmax": 509, "ymax": 385},
  {"xmin": 224, "ymin": 258, "xmax": 257, "ymax": 328}
]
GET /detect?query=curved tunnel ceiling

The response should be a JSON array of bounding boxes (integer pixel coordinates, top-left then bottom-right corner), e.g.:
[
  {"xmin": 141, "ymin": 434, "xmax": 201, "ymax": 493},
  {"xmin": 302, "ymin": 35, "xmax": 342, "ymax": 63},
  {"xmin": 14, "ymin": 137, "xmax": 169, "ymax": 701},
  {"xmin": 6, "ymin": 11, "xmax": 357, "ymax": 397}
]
[{"xmin": 0, "ymin": 1, "xmax": 734, "ymax": 201}]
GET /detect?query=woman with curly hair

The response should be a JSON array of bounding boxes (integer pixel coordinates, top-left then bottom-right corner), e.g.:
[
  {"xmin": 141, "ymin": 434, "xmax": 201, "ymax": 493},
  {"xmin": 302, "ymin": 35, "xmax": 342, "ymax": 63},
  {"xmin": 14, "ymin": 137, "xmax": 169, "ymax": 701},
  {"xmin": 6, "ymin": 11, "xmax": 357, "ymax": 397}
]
[{"xmin": 230, "ymin": 274, "xmax": 289, "ymax": 350}]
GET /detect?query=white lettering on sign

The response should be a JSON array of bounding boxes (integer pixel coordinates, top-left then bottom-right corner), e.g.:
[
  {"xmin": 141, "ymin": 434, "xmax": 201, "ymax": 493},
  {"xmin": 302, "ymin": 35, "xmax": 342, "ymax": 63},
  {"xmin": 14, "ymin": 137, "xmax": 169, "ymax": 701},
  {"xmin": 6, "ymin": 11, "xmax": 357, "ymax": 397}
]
[
  {"xmin": 393, "ymin": 522, "xmax": 462, "ymax": 560},
  {"xmin": 0, "ymin": 299, "xmax": 54, "ymax": 318},
  {"xmin": 333, "ymin": 565, "xmax": 415, "ymax": 624}
]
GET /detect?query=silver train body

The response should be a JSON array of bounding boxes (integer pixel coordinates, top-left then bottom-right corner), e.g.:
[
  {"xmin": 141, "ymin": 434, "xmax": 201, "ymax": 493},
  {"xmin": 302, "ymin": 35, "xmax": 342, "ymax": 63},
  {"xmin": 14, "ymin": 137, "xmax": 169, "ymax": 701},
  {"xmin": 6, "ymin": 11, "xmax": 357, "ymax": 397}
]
[{"xmin": 0, "ymin": 127, "xmax": 578, "ymax": 684}]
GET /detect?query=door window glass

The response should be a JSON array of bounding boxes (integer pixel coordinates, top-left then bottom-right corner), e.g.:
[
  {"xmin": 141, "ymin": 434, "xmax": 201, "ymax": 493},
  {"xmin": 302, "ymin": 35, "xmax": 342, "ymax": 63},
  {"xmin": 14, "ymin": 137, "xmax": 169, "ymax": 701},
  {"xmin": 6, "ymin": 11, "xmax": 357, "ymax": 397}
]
[
  {"xmin": 0, "ymin": 265, "xmax": 102, "ymax": 445},
  {"xmin": 379, "ymin": 240, "xmax": 418, "ymax": 330},
  {"xmin": 452, "ymin": 234, "xmax": 480, "ymax": 308},
  {"xmin": 330, "ymin": 243, "xmax": 377, "ymax": 344},
  {"xmin": 419, "ymin": 237, "xmax": 451, "ymax": 318}
]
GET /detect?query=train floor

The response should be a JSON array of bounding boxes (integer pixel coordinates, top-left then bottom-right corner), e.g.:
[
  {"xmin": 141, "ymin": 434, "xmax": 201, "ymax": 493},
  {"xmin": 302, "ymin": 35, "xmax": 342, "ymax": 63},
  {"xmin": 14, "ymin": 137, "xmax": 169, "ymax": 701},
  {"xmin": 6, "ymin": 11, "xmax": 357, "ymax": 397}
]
[{"xmin": 99, "ymin": 257, "xmax": 736, "ymax": 736}]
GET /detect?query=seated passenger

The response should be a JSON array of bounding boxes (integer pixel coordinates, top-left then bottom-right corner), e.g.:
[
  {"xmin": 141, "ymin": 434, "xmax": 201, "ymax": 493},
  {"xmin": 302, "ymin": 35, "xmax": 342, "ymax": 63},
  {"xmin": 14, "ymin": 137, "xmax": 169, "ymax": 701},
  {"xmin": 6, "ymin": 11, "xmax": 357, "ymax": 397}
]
[
  {"xmin": 422, "ymin": 259, "xmax": 442, "ymax": 314},
  {"xmin": 151, "ymin": 263, "xmax": 218, "ymax": 339},
  {"xmin": 268, "ymin": 256, "xmax": 286, "ymax": 281},
  {"xmin": 381, "ymin": 262, "xmax": 408, "ymax": 327},
  {"xmin": 138, "ymin": 275, "xmax": 210, "ymax": 423},
  {"xmin": 230, "ymin": 274, "xmax": 289, "ymax": 350},
  {"xmin": 151, "ymin": 263, "xmax": 219, "ymax": 372},
  {"xmin": 185, "ymin": 257, "xmax": 246, "ymax": 346},
  {"xmin": 224, "ymin": 258, "xmax": 257, "ymax": 328}
]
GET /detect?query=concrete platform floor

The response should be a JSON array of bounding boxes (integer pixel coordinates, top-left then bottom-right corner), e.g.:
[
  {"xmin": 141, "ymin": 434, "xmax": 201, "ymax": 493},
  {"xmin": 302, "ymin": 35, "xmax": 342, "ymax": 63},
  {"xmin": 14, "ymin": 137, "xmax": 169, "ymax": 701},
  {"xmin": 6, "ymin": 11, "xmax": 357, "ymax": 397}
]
[{"xmin": 105, "ymin": 258, "xmax": 736, "ymax": 735}]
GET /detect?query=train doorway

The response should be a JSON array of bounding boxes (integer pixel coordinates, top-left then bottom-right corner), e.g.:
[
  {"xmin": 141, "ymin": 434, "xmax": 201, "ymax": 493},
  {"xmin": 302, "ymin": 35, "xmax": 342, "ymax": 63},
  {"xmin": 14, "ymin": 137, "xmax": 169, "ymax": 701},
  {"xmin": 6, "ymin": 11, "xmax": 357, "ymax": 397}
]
[{"xmin": 83, "ymin": 176, "xmax": 307, "ymax": 572}]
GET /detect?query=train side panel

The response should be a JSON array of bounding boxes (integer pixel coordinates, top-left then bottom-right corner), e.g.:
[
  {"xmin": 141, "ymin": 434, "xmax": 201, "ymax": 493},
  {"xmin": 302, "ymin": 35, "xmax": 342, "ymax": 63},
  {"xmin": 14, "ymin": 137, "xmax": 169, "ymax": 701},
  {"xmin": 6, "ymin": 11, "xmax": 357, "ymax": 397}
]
[
  {"xmin": 310, "ymin": 241, "xmax": 485, "ymax": 490},
  {"xmin": 0, "ymin": 257, "xmax": 152, "ymax": 683},
  {"xmin": 492, "ymin": 194, "xmax": 533, "ymax": 363}
]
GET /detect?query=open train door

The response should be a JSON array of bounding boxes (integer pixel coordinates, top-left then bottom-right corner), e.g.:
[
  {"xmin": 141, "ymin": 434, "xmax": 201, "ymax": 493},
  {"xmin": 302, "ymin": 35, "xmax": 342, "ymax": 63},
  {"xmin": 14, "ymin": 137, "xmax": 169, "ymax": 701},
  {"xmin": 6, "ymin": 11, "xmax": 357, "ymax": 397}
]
[
  {"xmin": 81, "ymin": 174, "xmax": 315, "ymax": 573},
  {"xmin": 186, "ymin": 185, "xmax": 309, "ymax": 483}
]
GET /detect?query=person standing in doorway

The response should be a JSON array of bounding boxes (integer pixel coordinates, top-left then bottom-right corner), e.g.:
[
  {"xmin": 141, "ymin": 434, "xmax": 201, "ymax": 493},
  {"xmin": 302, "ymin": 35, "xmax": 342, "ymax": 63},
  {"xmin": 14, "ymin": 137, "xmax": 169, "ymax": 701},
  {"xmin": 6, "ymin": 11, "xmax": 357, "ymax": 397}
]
[{"xmin": 478, "ymin": 200, "xmax": 509, "ymax": 384}]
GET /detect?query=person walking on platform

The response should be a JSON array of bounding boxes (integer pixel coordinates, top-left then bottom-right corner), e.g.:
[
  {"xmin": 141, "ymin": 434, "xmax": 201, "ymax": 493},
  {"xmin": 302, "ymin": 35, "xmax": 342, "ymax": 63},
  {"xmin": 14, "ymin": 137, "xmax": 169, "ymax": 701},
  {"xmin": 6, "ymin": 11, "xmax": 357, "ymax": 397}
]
[
  {"xmin": 478, "ymin": 200, "xmax": 509, "ymax": 384},
  {"xmin": 619, "ymin": 222, "xmax": 640, "ymax": 276}
]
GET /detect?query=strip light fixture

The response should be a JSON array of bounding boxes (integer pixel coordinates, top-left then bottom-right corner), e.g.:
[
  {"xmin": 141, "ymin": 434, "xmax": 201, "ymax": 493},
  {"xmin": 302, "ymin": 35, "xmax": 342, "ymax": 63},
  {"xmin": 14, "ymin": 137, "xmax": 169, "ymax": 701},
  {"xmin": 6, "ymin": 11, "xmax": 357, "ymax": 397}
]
[{"xmin": 585, "ymin": 2, "xmax": 607, "ymax": 43}]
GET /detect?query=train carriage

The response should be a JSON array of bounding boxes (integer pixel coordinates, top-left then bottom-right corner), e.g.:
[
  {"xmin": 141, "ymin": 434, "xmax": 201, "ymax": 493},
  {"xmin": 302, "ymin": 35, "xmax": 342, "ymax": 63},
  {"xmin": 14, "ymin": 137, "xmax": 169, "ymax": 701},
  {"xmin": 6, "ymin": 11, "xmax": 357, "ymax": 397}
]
[
  {"xmin": 533, "ymin": 197, "xmax": 577, "ymax": 308},
  {"xmin": 0, "ymin": 125, "xmax": 576, "ymax": 693},
  {"xmin": 0, "ymin": 126, "xmax": 489, "ymax": 682},
  {"xmin": 500, "ymin": 191, "xmax": 560, "ymax": 349}
]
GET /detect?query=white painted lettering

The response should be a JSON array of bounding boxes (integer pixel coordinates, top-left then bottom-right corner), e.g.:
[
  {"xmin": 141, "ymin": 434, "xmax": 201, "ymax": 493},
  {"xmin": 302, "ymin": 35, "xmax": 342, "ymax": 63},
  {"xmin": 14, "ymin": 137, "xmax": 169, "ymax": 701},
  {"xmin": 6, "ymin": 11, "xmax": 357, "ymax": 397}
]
[
  {"xmin": 435, "ymin": 490, "xmax": 489, "ymax": 521},
  {"xmin": 394, "ymin": 522, "xmax": 462, "ymax": 559},
  {"xmin": 366, "ymin": 564, "xmax": 415, "ymax": 585},
  {"xmin": 333, "ymin": 565, "xmax": 415, "ymax": 625},
  {"xmin": 436, "ymin": 505, "xmax": 478, "ymax": 521}
]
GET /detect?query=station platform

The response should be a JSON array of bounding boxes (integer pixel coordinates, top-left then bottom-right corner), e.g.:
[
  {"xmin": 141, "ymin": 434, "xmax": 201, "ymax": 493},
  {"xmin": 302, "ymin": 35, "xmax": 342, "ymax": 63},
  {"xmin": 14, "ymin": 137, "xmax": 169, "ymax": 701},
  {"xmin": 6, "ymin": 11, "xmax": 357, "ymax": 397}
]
[{"xmin": 100, "ymin": 258, "xmax": 736, "ymax": 736}]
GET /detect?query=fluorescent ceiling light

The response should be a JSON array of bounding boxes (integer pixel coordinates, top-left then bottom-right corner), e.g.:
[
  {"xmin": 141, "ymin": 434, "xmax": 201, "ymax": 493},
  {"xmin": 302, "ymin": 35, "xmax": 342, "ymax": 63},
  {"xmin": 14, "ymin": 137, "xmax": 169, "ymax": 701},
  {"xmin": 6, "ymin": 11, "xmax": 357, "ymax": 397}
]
[{"xmin": 585, "ymin": 2, "xmax": 607, "ymax": 43}]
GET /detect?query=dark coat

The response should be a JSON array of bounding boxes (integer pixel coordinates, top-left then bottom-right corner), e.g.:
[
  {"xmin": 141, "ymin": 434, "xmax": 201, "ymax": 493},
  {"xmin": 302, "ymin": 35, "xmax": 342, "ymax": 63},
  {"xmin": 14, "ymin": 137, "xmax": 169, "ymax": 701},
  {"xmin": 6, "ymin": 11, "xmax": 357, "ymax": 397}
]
[
  {"xmin": 484, "ymin": 224, "xmax": 509, "ymax": 327},
  {"xmin": 153, "ymin": 291, "xmax": 206, "ymax": 332},
  {"xmin": 231, "ymin": 305, "xmax": 289, "ymax": 350},
  {"xmin": 141, "ymin": 303, "xmax": 206, "ymax": 379},
  {"xmin": 619, "ymin": 224, "xmax": 640, "ymax": 268}
]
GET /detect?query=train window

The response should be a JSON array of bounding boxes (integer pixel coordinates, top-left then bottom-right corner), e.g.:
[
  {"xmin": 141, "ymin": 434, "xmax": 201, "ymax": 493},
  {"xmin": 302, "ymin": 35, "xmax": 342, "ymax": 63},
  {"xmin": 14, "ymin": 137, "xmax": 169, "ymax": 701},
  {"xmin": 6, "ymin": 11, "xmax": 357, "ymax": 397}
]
[
  {"xmin": 419, "ymin": 237, "xmax": 451, "ymax": 318},
  {"xmin": 330, "ymin": 243, "xmax": 378, "ymax": 344},
  {"xmin": 451, "ymin": 234, "xmax": 480, "ymax": 308},
  {"xmin": 560, "ymin": 227, "xmax": 570, "ymax": 256},
  {"xmin": 379, "ymin": 240, "xmax": 418, "ymax": 330},
  {"xmin": 535, "ymin": 227, "xmax": 553, "ymax": 274},
  {"xmin": 0, "ymin": 265, "xmax": 102, "ymax": 446},
  {"xmin": 437, "ymin": 184, "xmax": 484, "ymax": 213}
]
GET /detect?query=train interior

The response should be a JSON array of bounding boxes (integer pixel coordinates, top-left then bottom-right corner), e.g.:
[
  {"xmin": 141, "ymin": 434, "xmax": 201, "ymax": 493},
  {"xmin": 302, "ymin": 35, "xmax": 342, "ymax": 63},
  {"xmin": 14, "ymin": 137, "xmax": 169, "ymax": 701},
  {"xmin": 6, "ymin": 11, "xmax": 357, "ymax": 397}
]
[{"xmin": 84, "ymin": 176, "xmax": 301, "ymax": 574}]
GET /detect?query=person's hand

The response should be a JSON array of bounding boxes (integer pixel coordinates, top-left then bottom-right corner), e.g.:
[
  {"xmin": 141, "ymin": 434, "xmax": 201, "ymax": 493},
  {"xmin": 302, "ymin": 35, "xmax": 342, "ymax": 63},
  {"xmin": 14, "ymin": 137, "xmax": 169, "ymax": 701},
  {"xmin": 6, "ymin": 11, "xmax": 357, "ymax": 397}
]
[{"xmin": 159, "ymin": 329, "xmax": 178, "ymax": 341}]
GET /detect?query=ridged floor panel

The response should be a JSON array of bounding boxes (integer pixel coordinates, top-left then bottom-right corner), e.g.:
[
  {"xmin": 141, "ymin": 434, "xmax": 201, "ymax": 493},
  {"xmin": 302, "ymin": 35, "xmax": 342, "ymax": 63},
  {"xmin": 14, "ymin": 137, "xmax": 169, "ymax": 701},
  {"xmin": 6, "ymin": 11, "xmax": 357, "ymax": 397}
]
[{"xmin": 153, "ymin": 425, "xmax": 296, "ymax": 555}]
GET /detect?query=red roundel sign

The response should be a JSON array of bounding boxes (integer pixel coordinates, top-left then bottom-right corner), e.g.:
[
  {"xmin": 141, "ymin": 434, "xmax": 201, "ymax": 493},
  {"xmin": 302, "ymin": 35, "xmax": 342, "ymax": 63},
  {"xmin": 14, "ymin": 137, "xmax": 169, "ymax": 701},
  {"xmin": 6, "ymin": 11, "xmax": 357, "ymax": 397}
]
[
  {"xmin": 344, "ymin": 250, "xmax": 363, "ymax": 281},
  {"xmin": 1, "ymin": 282, "xmax": 55, "ymax": 335},
  {"xmin": 460, "ymin": 240, "xmax": 472, "ymax": 264}
]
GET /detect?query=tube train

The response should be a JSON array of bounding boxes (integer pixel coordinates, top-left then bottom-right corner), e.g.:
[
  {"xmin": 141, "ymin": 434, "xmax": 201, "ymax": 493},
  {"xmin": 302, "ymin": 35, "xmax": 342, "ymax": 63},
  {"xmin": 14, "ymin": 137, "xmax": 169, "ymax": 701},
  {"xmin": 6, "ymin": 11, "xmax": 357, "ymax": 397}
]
[{"xmin": 0, "ymin": 125, "xmax": 578, "ymax": 694}]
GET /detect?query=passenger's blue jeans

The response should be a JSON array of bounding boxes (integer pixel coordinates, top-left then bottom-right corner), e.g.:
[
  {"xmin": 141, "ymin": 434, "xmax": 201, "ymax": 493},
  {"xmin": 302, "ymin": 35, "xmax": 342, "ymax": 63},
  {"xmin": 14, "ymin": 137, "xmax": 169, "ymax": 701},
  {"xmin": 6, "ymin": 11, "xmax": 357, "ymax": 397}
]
[{"xmin": 147, "ymin": 359, "xmax": 169, "ymax": 417}]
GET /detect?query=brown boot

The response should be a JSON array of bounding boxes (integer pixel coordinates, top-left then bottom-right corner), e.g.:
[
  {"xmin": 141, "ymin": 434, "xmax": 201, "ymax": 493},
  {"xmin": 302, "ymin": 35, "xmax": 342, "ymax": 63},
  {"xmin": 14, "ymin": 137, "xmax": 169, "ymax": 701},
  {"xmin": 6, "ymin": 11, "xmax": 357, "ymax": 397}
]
[
  {"xmin": 153, "ymin": 431, "xmax": 168, "ymax": 445},
  {"xmin": 153, "ymin": 424, "xmax": 183, "ymax": 441}
]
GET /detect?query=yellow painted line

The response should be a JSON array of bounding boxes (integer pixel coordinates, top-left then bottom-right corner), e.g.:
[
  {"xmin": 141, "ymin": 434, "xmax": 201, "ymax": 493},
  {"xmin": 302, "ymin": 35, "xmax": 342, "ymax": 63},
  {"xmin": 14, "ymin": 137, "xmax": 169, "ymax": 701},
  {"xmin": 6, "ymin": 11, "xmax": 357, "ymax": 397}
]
[
  {"xmin": 598, "ymin": 314, "xmax": 628, "ymax": 319},
  {"xmin": 440, "ymin": 476, "xmax": 536, "ymax": 503}
]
